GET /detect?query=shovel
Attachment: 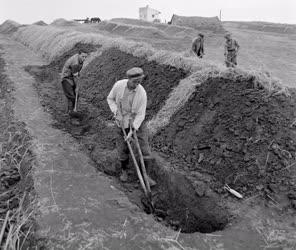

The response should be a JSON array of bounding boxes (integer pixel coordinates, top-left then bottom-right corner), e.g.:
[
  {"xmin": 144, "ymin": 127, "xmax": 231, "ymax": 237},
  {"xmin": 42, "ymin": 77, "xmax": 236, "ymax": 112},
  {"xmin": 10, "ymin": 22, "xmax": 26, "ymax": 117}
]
[
  {"xmin": 132, "ymin": 129, "xmax": 152, "ymax": 195},
  {"xmin": 121, "ymin": 126, "xmax": 154, "ymax": 213},
  {"xmin": 121, "ymin": 125, "xmax": 148, "ymax": 195},
  {"xmin": 69, "ymin": 85, "xmax": 83, "ymax": 119},
  {"xmin": 118, "ymin": 104, "xmax": 154, "ymax": 212}
]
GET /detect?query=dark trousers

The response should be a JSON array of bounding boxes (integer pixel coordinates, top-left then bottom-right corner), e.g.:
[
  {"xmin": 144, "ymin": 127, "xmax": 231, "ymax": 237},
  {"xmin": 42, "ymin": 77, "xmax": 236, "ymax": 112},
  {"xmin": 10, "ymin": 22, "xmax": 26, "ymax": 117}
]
[
  {"xmin": 61, "ymin": 77, "xmax": 77, "ymax": 112},
  {"xmin": 225, "ymin": 50, "xmax": 237, "ymax": 67},
  {"xmin": 197, "ymin": 48, "xmax": 203, "ymax": 58},
  {"xmin": 116, "ymin": 123, "xmax": 151, "ymax": 167}
]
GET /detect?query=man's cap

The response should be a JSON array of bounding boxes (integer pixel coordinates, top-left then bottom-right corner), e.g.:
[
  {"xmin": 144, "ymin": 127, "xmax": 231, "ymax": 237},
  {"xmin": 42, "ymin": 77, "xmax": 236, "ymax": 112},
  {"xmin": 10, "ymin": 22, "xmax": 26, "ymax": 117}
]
[
  {"xmin": 224, "ymin": 33, "xmax": 231, "ymax": 38},
  {"xmin": 198, "ymin": 33, "xmax": 204, "ymax": 37},
  {"xmin": 126, "ymin": 67, "xmax": 144, "ymax": 79}
]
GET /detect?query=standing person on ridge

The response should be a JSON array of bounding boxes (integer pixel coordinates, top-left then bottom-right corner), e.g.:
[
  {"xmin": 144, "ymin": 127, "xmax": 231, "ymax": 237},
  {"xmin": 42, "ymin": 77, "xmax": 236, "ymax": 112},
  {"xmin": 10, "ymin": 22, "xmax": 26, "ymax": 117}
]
[
  {"xmin": 107, "ymin": 67, "xmax": 156, "ymax": 186},
  {"xmin": 192, "ymin": 33, "xmax": 205, "ymax": 58},
  {"xmin": 61, "ymin": 51, "xmax": 88, "ymax": 115},
  {"xmin": 224, "ymin": 33, "xmax": 240, "ymax": 68}
]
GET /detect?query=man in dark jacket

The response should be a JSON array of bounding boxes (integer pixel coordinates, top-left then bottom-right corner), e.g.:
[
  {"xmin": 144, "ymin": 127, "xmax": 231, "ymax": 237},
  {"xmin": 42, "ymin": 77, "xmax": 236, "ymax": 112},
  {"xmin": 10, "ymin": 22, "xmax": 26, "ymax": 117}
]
[
  {"xmin": 61, "ymin": 51, "xmax": 88, "ymax": 114},
  {"xmin": 192, "ymin": 33, "xmax": 204, "ymax": 58}
]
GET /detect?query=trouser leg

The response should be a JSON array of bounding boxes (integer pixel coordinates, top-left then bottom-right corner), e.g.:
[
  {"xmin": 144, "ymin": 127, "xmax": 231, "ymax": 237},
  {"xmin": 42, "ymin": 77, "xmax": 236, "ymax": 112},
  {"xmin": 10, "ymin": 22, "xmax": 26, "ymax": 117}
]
[
  {"xmin": 116, "ymin": 127, "xmax": 129, "ymax": 165},
  {"xmin": 136, "ymin": 124, "xmax": 156, "ymax": 186},
  {"xmin": 225, "ymin": 52, "xmax": 231, "ymax": 67},
  {"xmin": 136, "ymin": 123, "xmax": 151, "ymax": 159},
  {"xmin": 61, "ymin": 78, "xmax": 76, "ymax": 113},
  {"xmin": 231, "ymin": 52, "xmax": 237, "ymax": 66}
]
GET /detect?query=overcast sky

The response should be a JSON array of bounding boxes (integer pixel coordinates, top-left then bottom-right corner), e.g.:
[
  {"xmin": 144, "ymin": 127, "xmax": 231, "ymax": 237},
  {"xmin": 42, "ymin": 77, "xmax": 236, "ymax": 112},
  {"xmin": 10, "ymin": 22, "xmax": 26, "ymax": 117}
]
[{"xmin": 1, "ymin": 0, "xmax": 296, "ymax": 24}]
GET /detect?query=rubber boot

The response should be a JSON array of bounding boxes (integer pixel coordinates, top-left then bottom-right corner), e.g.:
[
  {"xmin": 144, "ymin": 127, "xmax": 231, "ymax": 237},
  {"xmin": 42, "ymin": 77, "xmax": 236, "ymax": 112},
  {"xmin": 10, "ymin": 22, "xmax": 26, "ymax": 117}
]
[
  {"xmin": 67, "ymin": 99, "xmax": 74, "ymax": 114},
  {"xmin": 144, "ymin": 159, "xmax": 156, "ymax": 187},
  {"xmin": 119, "ymin": 159, "xmax": 129, "ymax": 182}
]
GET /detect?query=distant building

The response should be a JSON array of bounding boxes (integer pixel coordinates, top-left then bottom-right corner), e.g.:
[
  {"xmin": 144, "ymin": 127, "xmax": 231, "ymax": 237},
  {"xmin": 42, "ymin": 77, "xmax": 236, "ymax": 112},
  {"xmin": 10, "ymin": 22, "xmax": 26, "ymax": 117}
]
[{"xmin": 139, "ymin": 5, "xmax": 161, "ymax": 22}]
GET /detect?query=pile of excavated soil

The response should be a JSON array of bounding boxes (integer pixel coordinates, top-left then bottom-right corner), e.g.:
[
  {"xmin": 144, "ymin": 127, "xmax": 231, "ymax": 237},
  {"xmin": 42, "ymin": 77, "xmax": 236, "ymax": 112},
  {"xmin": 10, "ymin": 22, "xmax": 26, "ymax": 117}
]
[
  {"xmin": 170, "ymin": 14, "xmax": 225, "ymax": 33},
  {"xmin": 0, "ymin": 52, "xmax": 37, "ymax": 248},
  {"xmin": 152, "ymin": 76, "xmax": 296, "ymax": 207},
  {"xmin": 25, "ymin": 44, "xmax": 230, "ymax": 233},
  {"xmin": 0, "ymin": 20, "xmax": 21, "ymax": 34},
  {"xmin": 79, "ymin": 47, "xmax": 188, "ymax": 121},
  {"xmin": 224, "ymin": 21, "xmax": 296, "ymax": 34},
  {"xmin": 96, "ymin": 21, "xmax": 169, "ymax": 39},
  {"xmin": 50, "ymin": 18, "xmax": 78, "ymax": 26},
  {"xmin": 33, "ymin": 21, "xmax": 47, "ymax": 26}
]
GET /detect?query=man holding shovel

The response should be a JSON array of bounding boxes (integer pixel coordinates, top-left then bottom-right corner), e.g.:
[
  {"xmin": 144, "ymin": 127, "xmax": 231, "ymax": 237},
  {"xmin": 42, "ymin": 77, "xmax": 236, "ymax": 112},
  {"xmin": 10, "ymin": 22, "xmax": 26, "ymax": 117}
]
[
  {"xmin": 61, "ymin": 51, "xmax": 88, "ymax": 116},
  {"xmin": 224, "ymin": 33, "xmax": 240, "ymax": 68},
  {"xmin": 107, "ymin": 67, "xmax": 156, "ymax": 186}
]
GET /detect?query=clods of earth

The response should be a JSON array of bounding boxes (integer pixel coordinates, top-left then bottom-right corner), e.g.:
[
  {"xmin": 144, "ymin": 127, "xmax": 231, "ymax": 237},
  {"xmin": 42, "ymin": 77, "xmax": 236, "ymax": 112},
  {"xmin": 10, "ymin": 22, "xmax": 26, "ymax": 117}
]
[{"xmin": 25, "ymin": 43, "xmax": 296, "ymax": 233}]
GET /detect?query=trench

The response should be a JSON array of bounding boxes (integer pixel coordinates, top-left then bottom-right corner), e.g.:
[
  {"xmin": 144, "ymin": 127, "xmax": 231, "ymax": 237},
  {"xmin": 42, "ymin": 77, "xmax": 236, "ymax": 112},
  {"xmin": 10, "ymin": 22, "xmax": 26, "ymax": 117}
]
[{"xmin": 24, "ymin": 43, "xmax": 230, "ymax": 233}]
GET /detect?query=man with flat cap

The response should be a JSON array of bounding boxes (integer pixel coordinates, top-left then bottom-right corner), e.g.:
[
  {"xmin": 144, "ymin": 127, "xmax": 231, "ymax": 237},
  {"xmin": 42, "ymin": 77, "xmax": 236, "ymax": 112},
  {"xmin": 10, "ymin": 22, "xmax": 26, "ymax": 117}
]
[
  {"xmin": 107, "ymin": 67, "xmax": 156, "ymax": 185},
  {"xmin": 224, "ymin": 33, "xmax": 240, "ymax": 68},
  {"xmin": 192, "ymin": 33, "xmax": 205, "ymax": 58},
  {"xmin": 61, "ymin": 51, "xmax": 88, "ymax": 114}
]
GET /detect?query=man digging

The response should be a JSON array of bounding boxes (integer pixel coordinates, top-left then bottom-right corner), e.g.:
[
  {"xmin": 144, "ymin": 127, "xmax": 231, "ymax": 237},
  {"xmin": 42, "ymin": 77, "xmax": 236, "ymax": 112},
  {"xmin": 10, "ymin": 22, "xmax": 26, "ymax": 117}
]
[
  {"xmin": 61, "ymin": 51, "xmax": 88, "ymax": 122},
  {"xmin": 107, "ymin": 67, "xmax": 156, "ymax": 186},
  {"xmin": 224, "ymin": 33, "xmax": 240, "ymax": 68},
  {"xmin": 192, "ymin": 33, "xmax": 205, "ymax": 58}
]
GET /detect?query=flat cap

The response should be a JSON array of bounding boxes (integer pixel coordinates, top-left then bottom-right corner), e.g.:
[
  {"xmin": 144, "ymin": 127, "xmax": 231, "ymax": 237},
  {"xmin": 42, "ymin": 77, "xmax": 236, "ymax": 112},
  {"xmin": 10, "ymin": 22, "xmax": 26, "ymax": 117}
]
[
  {"xmin": 126, "ymin": 67, "xmax": 144, "ymax": 78},
  {"xmin": 198, "ymin": 33, "xmax": 204, "ymax": 37},
  {"xmin": 224, "ymin": 33, "xmax": 231, "ymax": 38}
]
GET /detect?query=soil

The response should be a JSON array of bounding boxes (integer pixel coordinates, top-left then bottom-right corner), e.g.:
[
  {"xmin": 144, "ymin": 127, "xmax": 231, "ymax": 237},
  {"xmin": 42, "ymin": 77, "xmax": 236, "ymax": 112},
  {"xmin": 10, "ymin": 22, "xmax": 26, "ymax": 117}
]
[
  {"xmin": 152, "ymin": 77, "xmax": 296, "ymax": 208},
  {"xmin": 78, "ymin": 47, "xmax": 188, "ymax": 120},
  {"xmin": 0, "ymin": 51, "xmax": 37, "ymax": 248},
  {"xmin": 24, "ymin": 45, "xmax": 229, "ymax": 233}
]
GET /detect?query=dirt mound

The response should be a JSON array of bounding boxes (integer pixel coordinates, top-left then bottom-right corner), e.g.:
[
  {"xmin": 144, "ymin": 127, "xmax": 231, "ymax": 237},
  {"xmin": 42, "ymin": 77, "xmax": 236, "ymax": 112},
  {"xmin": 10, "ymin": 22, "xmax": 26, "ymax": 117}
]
[
  {"xmin": 95, "ymin": 21, "xmax": 168, "ymax": 39},
  {"xmin": 224, "ymin": 21, "xmax": 296, "ymax": 34},
  {"xmin": 33, "ymin": 20, "xmax": 47, "ymax": 26},
  {"xmin": 170, "ymin": 14, "xmax": 225, "ymax": 33},
  {"xmin": 110, "ymin": 18, "xmax": 197, "ymax": 38},
  {"xmin": 25, "ymin": 43, "xmax": 231, "ymax": 233},
  {"xmin": 79, "ymin": 47, "xmax": 188, "ymax": 121},
  {"xmin": 152, "ymin": 76, "xmax": 296, "ymax": 205},
  {"xmin": 0, "ymin": 20, "xmax": 21, "ymax": 34},
  {"xmin": 50, "ymin": 18, "xmax": 78, "ymax": 26}
]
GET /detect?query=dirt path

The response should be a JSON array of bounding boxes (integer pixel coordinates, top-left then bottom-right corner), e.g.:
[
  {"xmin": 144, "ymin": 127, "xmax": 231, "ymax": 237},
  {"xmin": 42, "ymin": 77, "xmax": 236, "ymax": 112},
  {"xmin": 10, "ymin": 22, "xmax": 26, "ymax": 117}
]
[
  {"xmin": 0, "ymin": 35, "xmax": 175, "ymax": 249},
  {"xmin": 3, "ymin": 34, "xmax": 295, "ymax": 249}
]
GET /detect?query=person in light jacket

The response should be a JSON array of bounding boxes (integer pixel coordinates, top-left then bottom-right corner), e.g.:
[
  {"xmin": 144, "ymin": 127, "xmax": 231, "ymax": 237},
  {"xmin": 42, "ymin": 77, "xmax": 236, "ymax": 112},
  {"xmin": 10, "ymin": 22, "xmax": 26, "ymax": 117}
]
[{"xmin": 107, "ymin": 67, "xmax": 156, "ymax": 185}]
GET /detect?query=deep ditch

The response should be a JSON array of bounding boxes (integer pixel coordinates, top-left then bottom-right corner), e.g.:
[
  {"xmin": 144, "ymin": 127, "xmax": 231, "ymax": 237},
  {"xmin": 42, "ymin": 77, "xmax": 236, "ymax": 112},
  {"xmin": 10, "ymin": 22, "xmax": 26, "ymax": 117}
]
[{"xmin": 24, "ymin": 43, "xmax": 230, "ymax": 233}]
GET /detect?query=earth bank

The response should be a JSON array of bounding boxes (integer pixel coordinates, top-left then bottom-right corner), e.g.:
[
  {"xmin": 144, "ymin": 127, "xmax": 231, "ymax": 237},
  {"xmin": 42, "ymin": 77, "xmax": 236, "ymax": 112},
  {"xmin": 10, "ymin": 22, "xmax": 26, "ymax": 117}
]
[{"xmin": 25, "ymin": 43, "xmax": 229, "ymax": 233}]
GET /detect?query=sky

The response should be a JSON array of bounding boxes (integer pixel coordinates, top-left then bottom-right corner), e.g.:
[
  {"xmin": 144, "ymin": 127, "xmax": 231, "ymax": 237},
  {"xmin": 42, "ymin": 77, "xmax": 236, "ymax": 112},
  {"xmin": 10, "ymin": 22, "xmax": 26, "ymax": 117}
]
[{"xmin": 1, "ymin": 0, "xmax": 296, "ymax": 25}]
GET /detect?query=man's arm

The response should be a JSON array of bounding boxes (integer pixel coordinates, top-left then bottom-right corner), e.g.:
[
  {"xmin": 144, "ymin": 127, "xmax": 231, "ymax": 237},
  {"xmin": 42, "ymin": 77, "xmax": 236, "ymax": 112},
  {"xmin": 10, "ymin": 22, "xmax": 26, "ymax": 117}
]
[
  {"xmin": 62, "ymin": 56, "xmax": 76, "ymax": 78},
  {"xmin": 133, "ymin": 90, "xmax": 147, "ymax": 130},
  {"xmin": 107, "ymin": 82, "xmax": 118, "ymax": 115}
]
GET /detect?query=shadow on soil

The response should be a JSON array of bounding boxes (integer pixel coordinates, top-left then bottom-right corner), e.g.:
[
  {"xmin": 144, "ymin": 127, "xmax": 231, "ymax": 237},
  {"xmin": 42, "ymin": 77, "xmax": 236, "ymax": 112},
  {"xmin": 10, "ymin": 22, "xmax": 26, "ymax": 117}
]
[{"xmin": 24, "ymin": 43, "xmax": 229, "ymax": 233}]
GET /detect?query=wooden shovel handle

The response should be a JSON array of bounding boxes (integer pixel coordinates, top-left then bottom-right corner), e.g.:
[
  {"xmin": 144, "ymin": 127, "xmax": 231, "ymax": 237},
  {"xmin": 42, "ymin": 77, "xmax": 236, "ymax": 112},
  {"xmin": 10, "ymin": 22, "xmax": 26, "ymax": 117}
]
[
  {"xmin": 133, "ymin": 130, "xmax": 151, "ymax": 194},
  {"xmin": 121, "ymin": 126, "xmax": 148, "ymax": 197}
]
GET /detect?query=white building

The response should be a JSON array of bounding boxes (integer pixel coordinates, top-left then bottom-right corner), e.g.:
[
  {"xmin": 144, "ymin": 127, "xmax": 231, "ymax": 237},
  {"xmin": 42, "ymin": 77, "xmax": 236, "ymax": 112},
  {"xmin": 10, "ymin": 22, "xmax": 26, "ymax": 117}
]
[{"xmin": 139, "ymin": 5, "xmax": 161, "ymax": 22}]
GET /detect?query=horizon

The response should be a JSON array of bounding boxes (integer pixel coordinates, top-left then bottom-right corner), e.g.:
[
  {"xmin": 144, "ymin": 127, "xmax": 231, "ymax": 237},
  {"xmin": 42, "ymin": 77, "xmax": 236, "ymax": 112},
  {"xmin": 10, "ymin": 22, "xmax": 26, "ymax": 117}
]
[{"xmin": 1, "ymin": 0, "xmax": 296, "ymax": 25}]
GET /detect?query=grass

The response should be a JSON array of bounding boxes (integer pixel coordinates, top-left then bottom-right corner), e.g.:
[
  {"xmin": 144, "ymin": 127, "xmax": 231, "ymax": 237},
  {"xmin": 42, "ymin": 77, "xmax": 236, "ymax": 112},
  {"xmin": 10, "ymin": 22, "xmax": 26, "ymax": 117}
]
[
  {"xmin": 0, "ymin": 53, "xmax": 36, "ymax": 249},
  {"xmin": 0, "ymin": 20, "xmax": 21, "ymax": 34}
]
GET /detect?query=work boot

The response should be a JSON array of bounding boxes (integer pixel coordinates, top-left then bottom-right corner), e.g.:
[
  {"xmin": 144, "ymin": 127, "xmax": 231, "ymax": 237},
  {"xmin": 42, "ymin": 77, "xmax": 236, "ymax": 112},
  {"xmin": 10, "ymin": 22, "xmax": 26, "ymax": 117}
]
[
  {"xmin": 119, "ymin": 170, "xmax": 128, "ymax": 182},
  {"xmin": 119, "ymin": 159, "xmax": 129, "ymax": 182},
  {"xmin": 144, "ymin": 159, "xmax": 157, "ymax": 187},
  {"xmin": 67, "ymin": 99, "xmax": 74, "ymax": 114},
  {"xmin": 146, "ymin": 174, "xmax": 156, "ymax": 187}
]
